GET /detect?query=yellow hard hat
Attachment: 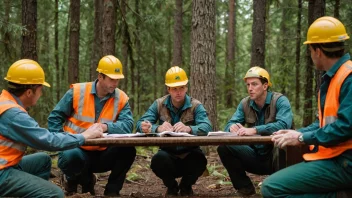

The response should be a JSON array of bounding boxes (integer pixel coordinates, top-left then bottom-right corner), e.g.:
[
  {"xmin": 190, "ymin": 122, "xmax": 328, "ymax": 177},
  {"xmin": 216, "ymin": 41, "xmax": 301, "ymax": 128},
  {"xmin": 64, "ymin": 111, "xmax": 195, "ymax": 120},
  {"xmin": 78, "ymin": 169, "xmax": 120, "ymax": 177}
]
[
  {"xmin": 244, "ymin": 66, "xmax": 272, "ymax": 87},
  {"xmin": 96, "ymin": 55, "xmax": 124, "ymax": 79},
  {"xmin": 165, "ymin": 66, "xmax": 188, "ymax": 87},
  {"xmin": 304, "ymin": 16, "xmax": 350, "ymax": 44},
  {"xmin": 4, "ymin": 59, "xmax": 50, "ymax": 87}
]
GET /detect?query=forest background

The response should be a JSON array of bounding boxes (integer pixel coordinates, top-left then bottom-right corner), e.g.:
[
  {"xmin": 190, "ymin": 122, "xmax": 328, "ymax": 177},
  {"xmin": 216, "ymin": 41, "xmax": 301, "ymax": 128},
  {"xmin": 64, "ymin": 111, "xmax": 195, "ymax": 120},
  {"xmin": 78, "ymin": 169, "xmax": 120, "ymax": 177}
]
[{"xmin": 0, "ymin": 0, "xmax": 351, "ymax": 131}]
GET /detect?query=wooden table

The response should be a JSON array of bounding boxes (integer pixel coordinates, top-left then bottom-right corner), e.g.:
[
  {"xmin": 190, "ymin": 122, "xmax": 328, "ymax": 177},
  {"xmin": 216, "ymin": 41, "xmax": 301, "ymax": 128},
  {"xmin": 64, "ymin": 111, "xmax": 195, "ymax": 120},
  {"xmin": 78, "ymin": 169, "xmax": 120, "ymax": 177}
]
[
  {"xmin": 84, "ymin": 136, "xmax": 273, "ymax": 146},
  {"xmin": 84, "ymin": 135, "xmax": 307, "ymax": 168}
]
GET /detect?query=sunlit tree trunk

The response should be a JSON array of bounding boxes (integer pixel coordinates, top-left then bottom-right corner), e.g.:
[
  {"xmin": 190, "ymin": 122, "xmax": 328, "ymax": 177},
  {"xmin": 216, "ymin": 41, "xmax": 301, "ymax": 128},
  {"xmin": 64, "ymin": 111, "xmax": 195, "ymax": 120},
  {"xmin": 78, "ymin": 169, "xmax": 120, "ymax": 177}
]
[{"xmin": 190, "ymin": 0, "xmax": 217, "ymax": 130}]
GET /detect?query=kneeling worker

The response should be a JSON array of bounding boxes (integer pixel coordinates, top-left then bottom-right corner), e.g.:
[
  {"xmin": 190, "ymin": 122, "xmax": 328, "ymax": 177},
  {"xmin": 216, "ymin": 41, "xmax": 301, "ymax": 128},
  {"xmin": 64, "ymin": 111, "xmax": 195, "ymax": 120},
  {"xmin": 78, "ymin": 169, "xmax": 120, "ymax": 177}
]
[
  {"xmin": 136, "ymin": 66, "xmax": 212, "ymax": 196},
  {"xmin": 0, "ymin": 59, "xmax": 103, "ymax": 197}
]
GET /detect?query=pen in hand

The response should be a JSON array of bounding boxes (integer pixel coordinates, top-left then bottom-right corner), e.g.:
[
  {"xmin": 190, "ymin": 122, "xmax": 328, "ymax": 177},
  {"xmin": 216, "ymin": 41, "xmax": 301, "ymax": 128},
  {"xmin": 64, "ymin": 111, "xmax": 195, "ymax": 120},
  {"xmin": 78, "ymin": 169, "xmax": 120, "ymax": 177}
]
[{"xmin": 144, "ymin": 120, "xmax": 152, "ymax": 133}]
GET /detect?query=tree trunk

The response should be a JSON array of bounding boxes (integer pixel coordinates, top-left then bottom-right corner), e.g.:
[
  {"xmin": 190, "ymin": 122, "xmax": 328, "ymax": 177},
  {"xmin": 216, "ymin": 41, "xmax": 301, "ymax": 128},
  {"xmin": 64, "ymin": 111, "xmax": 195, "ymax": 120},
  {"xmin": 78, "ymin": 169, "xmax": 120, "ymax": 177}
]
[
  {"xmin": 303, "ymin": 0, "xmax": 325, "ymax": 127},
  {"xmin": 313, "ymin": 0, "xmax": 325, "ymax": 94},
  {"xmin": 68, "ymin": 0, "xmax": 80, "ymax": 84},
  {"xmin": 121, "ymin": 0, "xmax": 129, "ymax": 91},
  {"xmin": 62, "ymin": 6, "xmax": 70, "ymax": 93},
  {"xmin": 90, "ymin": 0, "xmax": 103, "ymax": 81},
  {"xmin": 190, "ymin": 0, "xmax": 217, "ymax": 130},
  {"xmin": 1, "ymin": 0, "xmax": 11, "ymax": 87},
  {"xmin": 225, "ymin": 0, "xmax": 236, "ymax": 108},
  {"xmin": 250, "ymin": 0, "xmax": 266, "ymax": 68},
  {"xmin": 172, "ymin": 0, "xmax": 183, "ymax": 66},
  {"xmin": 279, "ymin": 0, "xmax": 289, "ymax": 95},
  {"xmin": 21, "ymin": 0, "xmax": 37, "ymax": 60},
  {"xmin": 153, "ymin": 41, "xmax": 157, "ymax": 99},
  {"xmin": 102, "ymin": 0, "xmax": 116, "ymax": 56},
  {"xmin": 55, "ymin": 0, "xmax": 60, "ymax": 101},
  {"xmin": 295, "ymin": 0, "xmax": 302, "ymax": 111},
  {"xmin": 334, "ymin": 0, "xmax": 340, "ymax": 18},
  {"xmin": 133, "ymin": 0, "xmax": 141, "ymax": 114}
]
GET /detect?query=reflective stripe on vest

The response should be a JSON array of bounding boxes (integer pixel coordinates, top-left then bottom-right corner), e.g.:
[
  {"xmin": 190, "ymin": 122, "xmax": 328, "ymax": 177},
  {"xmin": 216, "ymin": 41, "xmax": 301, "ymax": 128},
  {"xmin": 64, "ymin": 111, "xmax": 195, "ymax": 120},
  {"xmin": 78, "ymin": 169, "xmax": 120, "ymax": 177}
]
[
  {"xmin": 63, "ymin": 82, "xmax": 128, "ymax": 151},
  {"xmin": 0, "ymin": 90, "xmax": 28, "ymax": 170},
  {"xmin": 303, "ymin": 61, "xmax": 352, "ymax": 161}
]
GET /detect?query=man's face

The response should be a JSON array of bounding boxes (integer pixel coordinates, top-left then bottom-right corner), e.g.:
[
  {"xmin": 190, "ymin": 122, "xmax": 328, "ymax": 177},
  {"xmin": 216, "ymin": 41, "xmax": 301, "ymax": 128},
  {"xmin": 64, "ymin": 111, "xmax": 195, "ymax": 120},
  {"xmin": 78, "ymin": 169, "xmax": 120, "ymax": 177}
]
[
  {"xmin": 98, "ymin": 74, "xmax": 119, "ymax": 94},
  {"xmin": 309, "ymin": 45, "xmax": 322, "ymax": 70},
  {"xmin": 28, "ymin": 85, "xmax": 43, "ymax": 107},
  {"xmin": 245, "ymin": 77, "xmax": 267, "ymax": 101},
  {"xmin": 168, "ymin": 85, "xmax": 187, "ymax": 104}
]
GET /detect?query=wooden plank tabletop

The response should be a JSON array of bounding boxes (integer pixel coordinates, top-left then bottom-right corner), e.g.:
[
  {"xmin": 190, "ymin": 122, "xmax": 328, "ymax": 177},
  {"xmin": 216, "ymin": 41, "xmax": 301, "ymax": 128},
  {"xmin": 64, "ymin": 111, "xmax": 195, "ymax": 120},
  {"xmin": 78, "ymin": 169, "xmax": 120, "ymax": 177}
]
[{"xmin": 84, "ymin": 136, "xmax": 273, "ymax": 146}]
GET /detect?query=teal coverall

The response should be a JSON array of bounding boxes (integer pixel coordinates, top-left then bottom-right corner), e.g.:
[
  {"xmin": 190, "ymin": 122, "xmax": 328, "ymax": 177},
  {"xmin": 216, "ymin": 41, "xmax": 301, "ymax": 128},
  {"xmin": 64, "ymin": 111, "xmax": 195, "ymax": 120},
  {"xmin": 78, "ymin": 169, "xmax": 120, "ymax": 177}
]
[{"xmin": 261, "ymin": 53, "xmax": 352, "ymax": 198}]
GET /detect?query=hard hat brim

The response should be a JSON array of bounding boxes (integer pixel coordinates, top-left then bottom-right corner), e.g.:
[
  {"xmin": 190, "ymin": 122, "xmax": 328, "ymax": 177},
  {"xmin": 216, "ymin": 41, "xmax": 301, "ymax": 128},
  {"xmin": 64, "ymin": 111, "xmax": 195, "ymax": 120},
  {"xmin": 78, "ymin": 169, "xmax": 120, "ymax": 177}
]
[
  {"xmin": 43, "ymin": 82, "xmax": 51, "ymax": 87},
  {"xmin": 4, "ymin": 77, "xmax": 51, "ymax": 87},
  {"xmin": 165, "ymin": 81, "xmax": 188, "ymax": 87},
  {"xmin": 105, "ymin": 74, "xmax": 125, "ymax": 79}
]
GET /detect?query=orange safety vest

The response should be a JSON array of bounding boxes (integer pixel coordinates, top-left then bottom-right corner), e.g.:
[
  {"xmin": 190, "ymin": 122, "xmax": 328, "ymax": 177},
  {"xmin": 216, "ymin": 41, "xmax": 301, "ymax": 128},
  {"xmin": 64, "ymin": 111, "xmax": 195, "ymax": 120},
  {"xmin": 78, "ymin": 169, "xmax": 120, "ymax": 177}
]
[
  {"xmin": 0, "ymin": 90, "xmax": 27, "ymax": 170},
  {"xmin": 303, "ymin": 61, "xmax": 352, "ymax": 161},
  {"xmin": 63, "ymin": 82, "xmax": 128, "ymax": 151}
]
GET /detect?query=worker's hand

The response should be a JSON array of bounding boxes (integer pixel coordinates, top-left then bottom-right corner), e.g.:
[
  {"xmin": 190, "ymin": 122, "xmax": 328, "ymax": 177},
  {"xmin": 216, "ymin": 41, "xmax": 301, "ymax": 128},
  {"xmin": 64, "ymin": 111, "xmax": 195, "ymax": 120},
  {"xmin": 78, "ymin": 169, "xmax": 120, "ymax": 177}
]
[
  {"xmin": 173, "ymin": 122, "xmax": 192, "ymax": 133},
  {"xmin": 101, "ymin": 123, "xmax": 108, "ymax": 132},
  {"xmin": 272, "ymin": 130, "xmax": 301, "ymax": 148},
  {"xmin": 157, "ymin": 121, "xmax": 173, "ymax": 132},
  {"xmin": 141, "ymin": 120, "xmax": 152, "ymax": 133},
  {"xmin": 82, "ymin": 123, "xmax": 104, "ymax": 139},
  {"xmin": 229, "ymin": 123, "xmax": 243, "ymax": 133},
  {"xmin": 237, "ymin": 127, "xmax": 256, "ymax": 136}
]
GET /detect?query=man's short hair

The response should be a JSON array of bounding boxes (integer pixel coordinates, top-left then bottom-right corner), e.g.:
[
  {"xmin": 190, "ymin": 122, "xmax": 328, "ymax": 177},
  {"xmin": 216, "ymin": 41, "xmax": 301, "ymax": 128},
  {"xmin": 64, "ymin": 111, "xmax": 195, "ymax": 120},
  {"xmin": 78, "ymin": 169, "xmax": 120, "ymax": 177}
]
[
  {"xmin": 310, "ymin": 42, "xmax": 346, "ymax": 58},
  {"xmin": 7, "ymin": 82, "xmax": 41, "ymax": 97}
]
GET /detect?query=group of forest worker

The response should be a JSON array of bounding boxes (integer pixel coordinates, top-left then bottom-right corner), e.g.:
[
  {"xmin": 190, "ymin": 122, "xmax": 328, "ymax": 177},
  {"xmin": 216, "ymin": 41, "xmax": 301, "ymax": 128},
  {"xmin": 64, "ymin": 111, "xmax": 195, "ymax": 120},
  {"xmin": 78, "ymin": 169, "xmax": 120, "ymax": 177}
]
[{"xmin": 0, "ymin": 16, "xmax": 351, "ymax": 198}]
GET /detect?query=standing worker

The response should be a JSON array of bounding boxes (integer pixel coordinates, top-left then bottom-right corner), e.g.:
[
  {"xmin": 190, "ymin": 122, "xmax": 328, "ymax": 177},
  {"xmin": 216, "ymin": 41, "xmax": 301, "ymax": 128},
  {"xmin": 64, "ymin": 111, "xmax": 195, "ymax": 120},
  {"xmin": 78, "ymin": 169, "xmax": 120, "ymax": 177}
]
[
  {"xmin": 48, "ymin": 55, "xmax": 136, "ymax": 196},
  {"xmin": 136, "ymin": 66, "xmax": 212, "ymax": 196},
  {"xmin": 262, "ymin": 16, "xmax": 352, "ymax": 197},
  {"xmin": 0, "ymin": 59, "xmax": 104, "ymax": 197},
  {"xmin": 217, "ymin": 66, "xmax": 293, "ymax": 196}
]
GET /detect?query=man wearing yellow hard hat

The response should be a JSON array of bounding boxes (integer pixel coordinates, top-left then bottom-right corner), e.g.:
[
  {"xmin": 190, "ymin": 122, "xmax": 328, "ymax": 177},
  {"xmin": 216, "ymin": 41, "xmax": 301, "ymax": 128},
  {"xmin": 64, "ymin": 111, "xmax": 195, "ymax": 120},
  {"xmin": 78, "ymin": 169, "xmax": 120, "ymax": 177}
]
[
  {"xmin": 217, "ymin": 66, "xmax": 293, "ymax": 196},
  {"xmin": 262, "ymin": 16, "xmax": 352, "ymax": 197},
  {"xmin": 0, "ymin": 59, "xmax": 104, "ymax": 197},
  {"xmin": 136, "ymin": 66, "xmax": 212, "ymax": 196},
  {"xmin": 48, "ymin": 55, "xmax": 136, "ymax": 196}
]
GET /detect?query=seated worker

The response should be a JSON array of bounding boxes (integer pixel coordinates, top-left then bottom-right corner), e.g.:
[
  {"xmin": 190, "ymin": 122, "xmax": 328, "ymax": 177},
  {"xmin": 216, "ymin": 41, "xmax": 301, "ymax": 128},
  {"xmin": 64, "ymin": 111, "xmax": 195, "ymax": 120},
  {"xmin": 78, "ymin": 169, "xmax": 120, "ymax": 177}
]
[
  {"xmin": 217, "ymin": 66, "xmax": 293, "ymax": 197},
  {"xmin": 47, "ymin": 55, "xmax": 136, "ymax": 196},
  {"xmin": 262, "ymin": 16, "xmax": 352, "ymax": 198},
  {"xmin": 0, "ymin": 59, "xmax": 103, "ymax": 198},
  {"xmin": 136, "ymin": 66, "xmax": 212, "ymax": 196}
]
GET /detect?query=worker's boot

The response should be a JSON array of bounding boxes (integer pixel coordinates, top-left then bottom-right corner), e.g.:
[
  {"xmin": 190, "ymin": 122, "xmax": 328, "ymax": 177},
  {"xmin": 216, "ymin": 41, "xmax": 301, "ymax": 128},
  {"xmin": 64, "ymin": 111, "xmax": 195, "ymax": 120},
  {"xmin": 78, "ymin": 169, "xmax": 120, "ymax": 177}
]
[
  {"xmin": 81, "ymin": 173, "xmax": 96, "ymax": 195},
  {"xmin": 61, "ymin": 173, "xmax": 78, "ymax": 195}
]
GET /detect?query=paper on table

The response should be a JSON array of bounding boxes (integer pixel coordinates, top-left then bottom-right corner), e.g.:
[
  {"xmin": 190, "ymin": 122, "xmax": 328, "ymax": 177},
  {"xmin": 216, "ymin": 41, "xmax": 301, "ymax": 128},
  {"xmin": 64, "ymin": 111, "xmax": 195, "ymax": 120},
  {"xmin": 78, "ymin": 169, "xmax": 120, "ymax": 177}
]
[
  {"xmin": 158, "ymin": 131, "xmax": 195, "ymax": 137},
  {"xmin": 207, "ymin": 131, "xmax": 238, "ymax": 136},
  {"xmin": 103, "ymin": 132, "xmax": 146, "ymax": 138}
]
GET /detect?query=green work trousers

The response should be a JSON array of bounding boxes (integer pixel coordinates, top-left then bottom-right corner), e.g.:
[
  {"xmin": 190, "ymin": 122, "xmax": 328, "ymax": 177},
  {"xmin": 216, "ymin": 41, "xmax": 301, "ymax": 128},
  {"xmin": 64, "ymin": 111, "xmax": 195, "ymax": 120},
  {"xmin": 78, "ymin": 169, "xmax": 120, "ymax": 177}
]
[
  {"xmin": 0, "ymin": 152, "xmax": 64, "ymax": 197},
  {"xmin": 261, "ymin": 154, "xmax": 352, "ymax": 198}
]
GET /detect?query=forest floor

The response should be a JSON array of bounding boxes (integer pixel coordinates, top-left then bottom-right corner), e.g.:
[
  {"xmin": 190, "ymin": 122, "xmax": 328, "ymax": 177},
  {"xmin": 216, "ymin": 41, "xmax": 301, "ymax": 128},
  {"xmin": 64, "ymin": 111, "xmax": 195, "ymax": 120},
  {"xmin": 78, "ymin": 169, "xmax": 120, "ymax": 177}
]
[{"xmin": 49, "ymin": 147, "xmax": 266, "ymax": 198}]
